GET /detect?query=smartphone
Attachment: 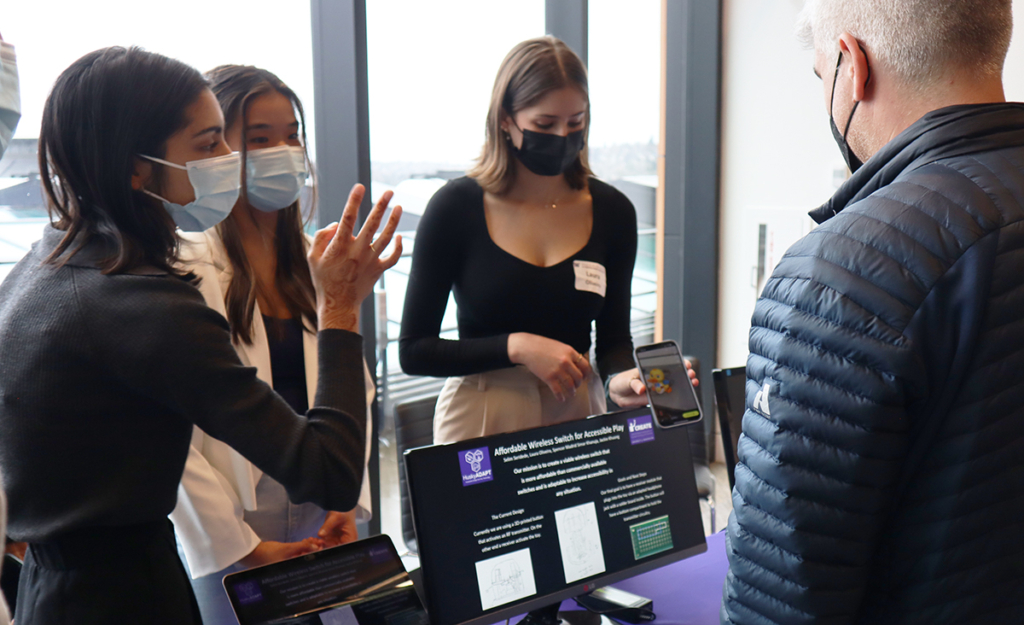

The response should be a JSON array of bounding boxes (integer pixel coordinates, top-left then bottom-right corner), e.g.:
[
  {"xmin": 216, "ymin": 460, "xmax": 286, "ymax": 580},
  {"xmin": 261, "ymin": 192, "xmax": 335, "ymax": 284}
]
[
  {"xmin": 575, "ymin": 586, "xmax": 655, "ymax": 623},
  {"xmin": 633, "ymin": 340, "xmax": 703, "ymax": 428}
]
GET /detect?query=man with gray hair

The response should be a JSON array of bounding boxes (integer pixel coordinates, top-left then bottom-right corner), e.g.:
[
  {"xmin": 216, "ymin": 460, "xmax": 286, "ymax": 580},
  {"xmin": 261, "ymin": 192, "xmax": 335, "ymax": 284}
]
[{"xmin": 721, "ymin": 1, "xmax": 1023, "ymax": 623}]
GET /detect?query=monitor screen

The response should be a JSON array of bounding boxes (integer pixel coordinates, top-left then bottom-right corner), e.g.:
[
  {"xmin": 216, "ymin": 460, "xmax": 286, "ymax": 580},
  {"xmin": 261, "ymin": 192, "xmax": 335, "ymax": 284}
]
[
  {"xmin": 223, "ymin": 534, "xmax": 429, "ymax": 625},
  {"xmin": 404, "ymin": 407, "xmax": 707, "ymax": 625},
  {"xmin": 712, "ymin": 366, "xmax": 746, "ymax": 489}
]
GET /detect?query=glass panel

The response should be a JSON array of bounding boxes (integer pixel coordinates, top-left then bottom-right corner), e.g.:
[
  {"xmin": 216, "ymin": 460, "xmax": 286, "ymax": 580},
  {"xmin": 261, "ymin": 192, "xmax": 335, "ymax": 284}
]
[
  {"xmin": 366, "ymin": 0, "xmax": 545, "ymax": 551},
  {"xmin": 369, "ymin": 1, "xmax": 663, "ymax": 555},
  {"xmin": 589, "ymin": 0, "xmax": 661, "ymax": 346},
  {"xmin": 1, "ymin": 0, "xmax": 316, "ymax": 275}
]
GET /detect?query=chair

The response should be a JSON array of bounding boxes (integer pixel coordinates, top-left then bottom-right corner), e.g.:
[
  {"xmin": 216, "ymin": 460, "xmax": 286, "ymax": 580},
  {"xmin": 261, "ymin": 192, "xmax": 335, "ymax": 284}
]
[
  {"xmin": 683, "ymin": 356, "xmax": 717, "ymax": 533},
  {"xmin": 394, "ymin": 395, "xmax": 437, "ymax": 555},
  {"xmin": 712, "ymin": 366, "xmax": 746, "ymax": 490}
]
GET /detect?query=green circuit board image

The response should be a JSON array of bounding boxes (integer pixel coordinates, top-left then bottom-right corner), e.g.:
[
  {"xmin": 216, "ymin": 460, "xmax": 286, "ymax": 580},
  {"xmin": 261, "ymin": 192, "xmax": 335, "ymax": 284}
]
[{"xmin": 629, "ymin": 515, "xmax": 674, "ymax": 559}]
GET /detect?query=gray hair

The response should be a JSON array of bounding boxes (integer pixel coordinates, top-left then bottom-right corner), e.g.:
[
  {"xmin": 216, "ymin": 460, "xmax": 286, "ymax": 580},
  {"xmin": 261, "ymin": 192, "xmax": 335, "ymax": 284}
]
[{"xmin": 797, "ymin": 0, "xmax": 1012, "ymax": 86}]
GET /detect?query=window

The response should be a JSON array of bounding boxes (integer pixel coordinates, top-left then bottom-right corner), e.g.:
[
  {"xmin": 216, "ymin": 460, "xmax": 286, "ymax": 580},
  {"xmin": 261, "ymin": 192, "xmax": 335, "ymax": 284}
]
[
  {"xmin": 4, "ymin": 0, "xmax": 679, "ymax": 553},
  {"xmin": 366, "ymin": 0, "xmax": 664, "ymax": 551},
  {"xmin": 589, "ymin": 0, "xmax": 661, "ymax": 345},
  {"xmin": 365, "ymin": 0, "xmax": 546, "ymax": 549},
  {"xmin": 1, "ymin": 0, "xmax": 316, "ymax": 278}
]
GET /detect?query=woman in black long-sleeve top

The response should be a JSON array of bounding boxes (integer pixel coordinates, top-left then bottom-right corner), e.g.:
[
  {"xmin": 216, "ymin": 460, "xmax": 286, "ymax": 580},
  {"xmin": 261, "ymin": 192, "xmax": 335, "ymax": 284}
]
[
  {"xmin": 398, "ymin": 37, "xmax": 641, "ymax": 444},
  {"xmin": 0, "ymin": 47, "xmax": 402, "ymax": 624}
]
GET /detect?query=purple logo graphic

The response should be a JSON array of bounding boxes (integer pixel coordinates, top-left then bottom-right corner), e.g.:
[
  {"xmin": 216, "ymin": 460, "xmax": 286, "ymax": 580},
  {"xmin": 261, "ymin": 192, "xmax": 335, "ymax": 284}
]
[
  {"xmin": 628, "ymin": 415, "xmax": 656, "ymax": 445},
  {"xmin": 368, "ymin": 545, "xmax": 391, "ymax": 564},
  {"xmin": 233, "ymin": 580, "xmax": 264, "ymax": 606},
  {"xmin": 459, "ymin": 446, "xmax": 493, "ymax": 486}
]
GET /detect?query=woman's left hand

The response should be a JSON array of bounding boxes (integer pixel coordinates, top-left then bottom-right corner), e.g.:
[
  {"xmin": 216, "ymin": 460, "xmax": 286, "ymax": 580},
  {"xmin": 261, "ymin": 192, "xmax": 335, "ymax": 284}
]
[
  {"xmin": 318, "ymin": 510, "xmax": 360, "ymax": 548},
  {"xmin": 608, "ymin": 361, "xmax": 699, "ymax": 408},
  {"xmin": 608, "ymin": 369, "xmax": 649, "ymax": 408}
]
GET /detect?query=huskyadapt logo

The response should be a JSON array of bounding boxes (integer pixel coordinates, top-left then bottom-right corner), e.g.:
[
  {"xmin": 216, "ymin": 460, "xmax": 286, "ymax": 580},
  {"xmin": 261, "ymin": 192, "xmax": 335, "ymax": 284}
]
[
  {"xmin": 628, "ymin": 415, "xmax": 656, "ymax": 445},
  {"xmin": 233, "ymin": 580, "xmax": 263, "ymax": 606},
  {"xmin": 459, "ymin": 446, "xmax": 494, "ymax": 486},
  {"xmin": 368, "ymin": 545, "xmax": 391, "ymax": 564}
]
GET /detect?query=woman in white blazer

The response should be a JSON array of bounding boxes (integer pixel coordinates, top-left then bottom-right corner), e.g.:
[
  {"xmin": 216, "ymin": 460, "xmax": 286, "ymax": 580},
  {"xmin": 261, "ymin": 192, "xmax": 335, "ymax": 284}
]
[{"xmin": 169, "ymin": 65, "xmax": 378, "ymax": 624}]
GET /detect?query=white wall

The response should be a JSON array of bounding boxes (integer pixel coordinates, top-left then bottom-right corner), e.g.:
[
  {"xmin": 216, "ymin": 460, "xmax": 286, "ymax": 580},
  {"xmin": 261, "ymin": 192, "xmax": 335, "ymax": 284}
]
[
  {"xmin": 718, "ymin": 0, "xmax": 837, "ymax": 368},
  {"xmin": 1002, "ymin": 2, "xmax": 1024, "ymax": 100},
  {"xmin": 717, "ymin": 0, "xmax": 1024, "ymax": 369}
]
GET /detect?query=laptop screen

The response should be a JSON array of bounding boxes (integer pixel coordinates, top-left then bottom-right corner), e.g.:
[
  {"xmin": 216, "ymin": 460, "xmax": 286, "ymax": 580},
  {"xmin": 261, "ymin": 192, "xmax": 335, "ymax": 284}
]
[
  {"xmin": 223, "ymin": 534, "xmax": 428, "ymax": 625},
  {"xmin": 404, "ymin": 407, "xmax": 707, "ymax": 625}
]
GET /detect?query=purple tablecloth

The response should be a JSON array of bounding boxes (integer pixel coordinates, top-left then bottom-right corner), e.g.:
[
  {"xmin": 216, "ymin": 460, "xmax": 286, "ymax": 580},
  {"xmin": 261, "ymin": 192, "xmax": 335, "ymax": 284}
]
[
  {"xmin": 602, "ymin": 531, "xmax": 728, "ymax": 625},
  {"xmin": 509, "ymin": 531, "xmax": 729, "ymax": 625}
]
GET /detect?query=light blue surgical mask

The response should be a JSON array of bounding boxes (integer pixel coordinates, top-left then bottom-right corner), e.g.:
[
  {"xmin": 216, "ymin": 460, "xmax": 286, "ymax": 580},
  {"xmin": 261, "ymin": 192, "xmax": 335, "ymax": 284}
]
[
  {"xmin": 139, "ymin": 152, "xmax": 242, "ymax": 232},
  {"xmin": 245, "ymin": 145, "xmax": 308, "ymax": 212},
  {"xmin": 0, "ymin": 42, "xmax": 21, "ymax": 158}
]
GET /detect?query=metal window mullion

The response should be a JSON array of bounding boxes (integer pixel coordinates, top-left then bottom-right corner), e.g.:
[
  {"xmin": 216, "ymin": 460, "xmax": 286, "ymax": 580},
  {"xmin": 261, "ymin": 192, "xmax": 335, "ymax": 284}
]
[
  {"xmin": 660, "ymin": 0, "xmax": 722, "ymax": 459},
  {"xmin": 310, "ymin": 0, "xmax": 380, "ymax": 536},
  {"xmin": 545, "ymin": 0, "xmax": 588, "ymax": 65}
]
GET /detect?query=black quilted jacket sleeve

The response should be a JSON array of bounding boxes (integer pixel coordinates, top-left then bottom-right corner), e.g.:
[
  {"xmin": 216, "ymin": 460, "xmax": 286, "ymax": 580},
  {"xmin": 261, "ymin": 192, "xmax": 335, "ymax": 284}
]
[{"xmin": 720, "ymin": 153, "xmax": 1022, "ymax": 624}]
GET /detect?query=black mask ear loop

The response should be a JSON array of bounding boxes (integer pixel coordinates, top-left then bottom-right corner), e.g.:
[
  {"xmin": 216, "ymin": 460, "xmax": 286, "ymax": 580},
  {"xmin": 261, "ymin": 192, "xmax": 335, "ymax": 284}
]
[
  {"xmin": 830, "ymin": 52, "xmax": 849, "ymax": 128},
  {"xmin": 830, "ymin": 43, "xmax": 872, "ymax": 172}
]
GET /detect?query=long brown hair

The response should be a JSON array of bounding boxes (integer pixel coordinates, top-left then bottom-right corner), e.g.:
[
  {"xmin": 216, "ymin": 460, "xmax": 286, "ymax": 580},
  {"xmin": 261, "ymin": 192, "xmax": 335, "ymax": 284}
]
[
  {"xmin": 205, "ymin": 65, "xmax": 316, "ymax": 344},
  {"xmin": 468, "ymin": 36, "xmax": 592, "ymax": 195}
]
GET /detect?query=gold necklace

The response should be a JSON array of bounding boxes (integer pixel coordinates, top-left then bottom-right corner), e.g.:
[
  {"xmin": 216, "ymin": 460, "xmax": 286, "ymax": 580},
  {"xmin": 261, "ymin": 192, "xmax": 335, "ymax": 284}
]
[
  {"xmin": 511, "ymin": 187, "xmax": 573, "ymax": 210},
  {"xmin": 535, "ymin": 190, "xmax": 571, "ymax": 210}
]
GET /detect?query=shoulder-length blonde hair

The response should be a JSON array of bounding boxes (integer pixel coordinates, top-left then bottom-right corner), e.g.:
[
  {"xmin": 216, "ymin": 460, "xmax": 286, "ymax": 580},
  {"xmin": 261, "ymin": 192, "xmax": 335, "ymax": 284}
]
[{"xmin": 468, "ymin": 36, "xmax": 593, "ymax": 195}]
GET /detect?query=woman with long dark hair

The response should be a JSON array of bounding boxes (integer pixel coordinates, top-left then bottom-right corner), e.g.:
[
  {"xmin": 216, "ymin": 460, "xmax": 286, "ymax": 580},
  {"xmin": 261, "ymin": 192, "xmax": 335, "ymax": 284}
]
[
  {"xmin": 0, "ymin": 47, "xmax": 401, "ymax": 623},
  {"xmin": 399, "ymin": 36, "xmax": 643, "ymax": 442},
  {"xmin": 170, "ymin": 65, "xmax": 377, "ymax": 623}
]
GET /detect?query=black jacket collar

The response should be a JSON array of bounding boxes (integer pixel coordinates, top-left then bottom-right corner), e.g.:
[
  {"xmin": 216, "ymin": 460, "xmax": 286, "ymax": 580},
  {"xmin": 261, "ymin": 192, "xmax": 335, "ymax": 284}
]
[{"xmin": 810, "ymin": 103, "xmax": 1024, "ymax": 224}]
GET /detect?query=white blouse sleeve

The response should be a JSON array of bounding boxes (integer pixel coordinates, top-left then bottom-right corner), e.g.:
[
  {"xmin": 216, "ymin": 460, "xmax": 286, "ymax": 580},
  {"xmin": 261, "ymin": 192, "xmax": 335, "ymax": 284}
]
[
  {"xmin": 171, "ymin": 233, "xmax": 261, "ymax": 578},
  {"xmin": 170, "ymin": 429, "xmax": 261, "ymax": 578}
]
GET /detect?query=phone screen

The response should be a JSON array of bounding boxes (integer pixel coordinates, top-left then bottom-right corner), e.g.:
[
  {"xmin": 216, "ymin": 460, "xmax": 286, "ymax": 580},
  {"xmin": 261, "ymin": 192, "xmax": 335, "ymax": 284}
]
[{"xmin": 634, "ymin": 342, "xmax": 702, "ymax": 427}]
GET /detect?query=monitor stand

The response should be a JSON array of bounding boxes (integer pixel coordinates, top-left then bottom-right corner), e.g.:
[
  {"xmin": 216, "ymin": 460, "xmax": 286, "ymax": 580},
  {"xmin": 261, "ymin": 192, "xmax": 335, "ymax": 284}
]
[{"xmin": 519, "ymin": 602, "xmax": 611, "ymax": 625}]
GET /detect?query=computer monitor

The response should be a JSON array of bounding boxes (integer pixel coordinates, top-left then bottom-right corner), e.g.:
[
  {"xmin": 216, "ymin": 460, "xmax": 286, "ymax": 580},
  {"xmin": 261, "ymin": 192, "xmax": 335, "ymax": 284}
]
[
  {"xmin": 404, "ymin": 407, "xmax": 708, "ymax": 625},
  {"xmin": 711, "ymin": 366, "xmax": 746, "ymax": 490}
]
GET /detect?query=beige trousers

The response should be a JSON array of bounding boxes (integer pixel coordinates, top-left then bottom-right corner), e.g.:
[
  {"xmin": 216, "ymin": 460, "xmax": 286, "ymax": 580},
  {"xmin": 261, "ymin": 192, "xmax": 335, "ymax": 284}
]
[{"xmin": 433, "ymin": 365, "xmax": 607, "ymax": 444}]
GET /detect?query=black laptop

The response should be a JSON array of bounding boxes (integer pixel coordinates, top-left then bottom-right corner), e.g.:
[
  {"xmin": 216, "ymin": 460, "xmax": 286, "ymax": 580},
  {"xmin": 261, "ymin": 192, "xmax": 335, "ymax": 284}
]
[{"xmin": 223, "ymin": 534, "xmax": 429, "ymax": 625}]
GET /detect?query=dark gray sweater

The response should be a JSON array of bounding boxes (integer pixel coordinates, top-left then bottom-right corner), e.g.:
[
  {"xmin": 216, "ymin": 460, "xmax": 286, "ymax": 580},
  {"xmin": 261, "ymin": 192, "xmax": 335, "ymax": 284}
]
[{"xmin": 0, "ymin": 226, "xmax": 366, "ymax": 542}]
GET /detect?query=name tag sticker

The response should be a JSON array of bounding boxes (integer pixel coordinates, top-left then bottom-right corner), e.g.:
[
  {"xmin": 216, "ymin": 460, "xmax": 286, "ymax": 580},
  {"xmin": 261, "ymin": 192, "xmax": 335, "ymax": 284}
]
[{"xmin": 573, "ymin": 260, "xmax": 607, "ymax": 297}]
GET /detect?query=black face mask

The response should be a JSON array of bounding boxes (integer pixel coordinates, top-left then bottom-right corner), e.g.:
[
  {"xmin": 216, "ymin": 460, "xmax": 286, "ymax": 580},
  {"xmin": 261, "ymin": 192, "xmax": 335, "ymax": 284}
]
[
  {"xmin": 508, "ymin": 120, "xmax": 585, "ymax": 176},
  {"xmin": 829, "ymin": 50, "xmax": 869, "ymax": 173}
]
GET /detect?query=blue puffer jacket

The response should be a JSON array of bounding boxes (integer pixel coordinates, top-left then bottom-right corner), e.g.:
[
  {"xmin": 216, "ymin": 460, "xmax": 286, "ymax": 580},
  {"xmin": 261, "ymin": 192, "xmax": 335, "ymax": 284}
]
[{"xmin": 721, "ymin": 103, "xmax": 1024, "ymax": 624}]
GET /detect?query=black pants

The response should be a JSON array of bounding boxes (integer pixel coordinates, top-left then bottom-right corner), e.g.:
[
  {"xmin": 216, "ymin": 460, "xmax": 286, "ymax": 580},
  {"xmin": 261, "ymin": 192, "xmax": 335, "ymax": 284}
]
[{"xmin": 15, "ymin": 520, "xmax": 203, "ymax": 625}]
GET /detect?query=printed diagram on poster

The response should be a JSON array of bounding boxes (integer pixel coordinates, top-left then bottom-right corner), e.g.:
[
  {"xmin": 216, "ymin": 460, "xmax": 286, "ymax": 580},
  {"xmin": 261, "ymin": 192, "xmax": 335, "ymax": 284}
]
[
  {"xmin": 475, "ymin": 548, "xmax": 537, "ymax": 611},
  {"xmin": 554, "ymin": 502, "xmax": 606, "ymax": 583}
]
